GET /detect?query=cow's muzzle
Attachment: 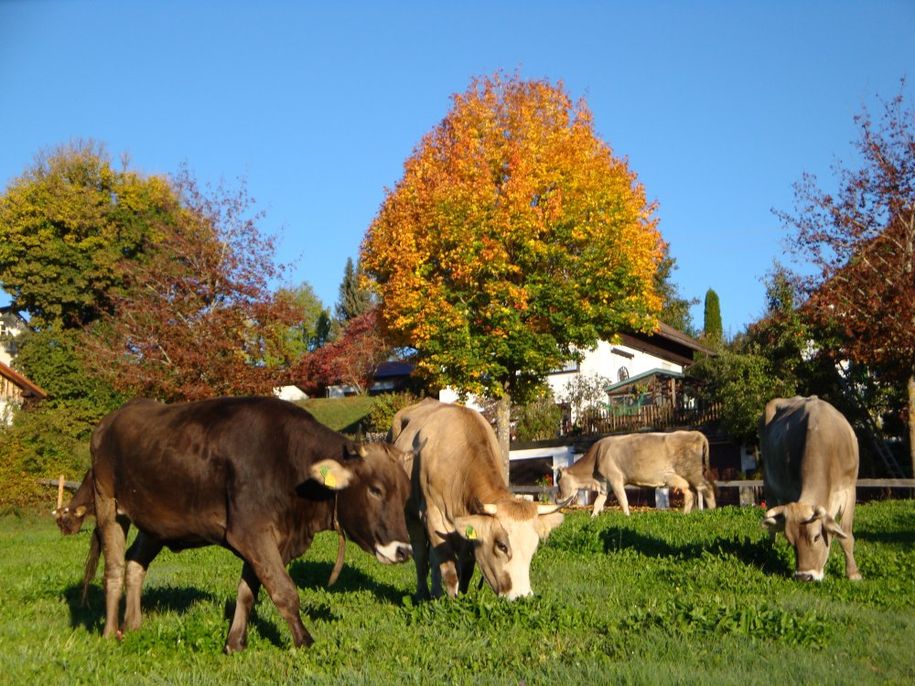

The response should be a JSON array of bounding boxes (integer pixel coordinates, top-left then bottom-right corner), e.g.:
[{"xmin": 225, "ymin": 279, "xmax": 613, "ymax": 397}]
[
  {"xmin": 794, "ymin": 570, "xmax": 824, "ymax": 582},
  {"xmin": 375, "ymin": 541, "xmax": 413, "ymax": 564}
]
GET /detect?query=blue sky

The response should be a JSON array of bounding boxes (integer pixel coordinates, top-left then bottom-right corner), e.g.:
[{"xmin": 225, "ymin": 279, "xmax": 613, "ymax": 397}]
[{"xmin": 1, "ymin": 1, "xmax": 912, "ymax": 336}]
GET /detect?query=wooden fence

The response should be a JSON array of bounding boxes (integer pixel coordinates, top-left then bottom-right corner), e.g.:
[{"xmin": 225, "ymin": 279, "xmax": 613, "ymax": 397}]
[{"xmin": 576, "ymin": 402, "xmax": 722, "ymax": 435}]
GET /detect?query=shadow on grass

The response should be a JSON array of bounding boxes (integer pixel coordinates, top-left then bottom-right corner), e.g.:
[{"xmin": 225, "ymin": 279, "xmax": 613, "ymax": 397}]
[
  {"xmin": 64, "ymin": 583, "xmax": 216, "ymax": 633},
  {"xmin": 598, "ymin": 527, "xmax": 793, "ymax": 577},
  {"xmin": 288, "ymin": 558, "xmax": 407, "ymax": 605}
]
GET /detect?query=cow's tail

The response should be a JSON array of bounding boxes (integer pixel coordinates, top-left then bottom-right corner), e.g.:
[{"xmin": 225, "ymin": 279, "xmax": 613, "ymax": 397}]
[
  {"xmin": 81, "ymin": 526, "xmax": 102, "ymax": 606},
  {"xmin": 700, "ymin": 434, "xmax": 717, "ymax": 510}
]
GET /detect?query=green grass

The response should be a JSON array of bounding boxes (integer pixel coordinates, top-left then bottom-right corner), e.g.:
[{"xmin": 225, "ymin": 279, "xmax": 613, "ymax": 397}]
[
  {"xmin": 298, "ymin": 396, "xmax": 376, "ymax": 433},
  {"xmin": 1, "ymin": 501, "xmax": 913, "ymax": 684}
]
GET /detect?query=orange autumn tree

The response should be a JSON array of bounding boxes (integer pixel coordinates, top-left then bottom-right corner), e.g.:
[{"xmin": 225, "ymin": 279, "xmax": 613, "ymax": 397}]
[{"xmin": 361, "ymin": 73, "xmax": 663, "ymax": 475}]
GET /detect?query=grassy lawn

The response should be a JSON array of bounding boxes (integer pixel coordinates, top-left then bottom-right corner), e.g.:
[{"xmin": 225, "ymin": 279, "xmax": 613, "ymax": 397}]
[
  {"xmin": 1, "ymin": 501, "xmax": 913, "ymax": 684},
  {"xmin": 298, "ymin": 396, "xmax": 376, "ymax": 433}
]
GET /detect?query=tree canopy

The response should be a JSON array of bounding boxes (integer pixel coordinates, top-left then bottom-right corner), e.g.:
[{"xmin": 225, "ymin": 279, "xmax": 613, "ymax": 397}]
[
  {"xmin": 81, "ymin": 172, "xmax": 297, "ymax": 401},
  {"xmin": 778, "ymin": 86, "xmax": 915, "ymax": 474},
  {"xmin": 0, "ymin": 141, "xmax": 178, "ymax": 328},
  {"xmin": 361, "ymin": 72, "xmax": 664, "ymax": 468}
]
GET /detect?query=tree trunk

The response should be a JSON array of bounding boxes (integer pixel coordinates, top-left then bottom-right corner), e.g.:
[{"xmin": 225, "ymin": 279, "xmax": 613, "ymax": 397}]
[
  {"xmin": 908, "ymin": 372, "xmax": 915, "ymax": 479},
  {"xmin": 495, "ymin": 392, "xmax": 512, "ymax": 485}
]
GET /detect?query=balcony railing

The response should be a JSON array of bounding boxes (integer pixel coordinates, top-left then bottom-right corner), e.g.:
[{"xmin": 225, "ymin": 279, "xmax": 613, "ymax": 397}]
[{"xmin": 573, "ymin": 402, "xmax": 721, "ymax": 435}]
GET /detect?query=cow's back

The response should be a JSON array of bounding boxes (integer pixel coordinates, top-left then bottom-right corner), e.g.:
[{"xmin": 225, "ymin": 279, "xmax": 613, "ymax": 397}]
[
  {"xmin": 91, "ymin": 396, "xmax": 334, "ymax": 545},
  {"xmin": 392, "ymin": 400, "xmax": 505, "ymax": 517},
  {"xmin": 761, "ymin": 396, "xmax": 858, "ymax": 506}
]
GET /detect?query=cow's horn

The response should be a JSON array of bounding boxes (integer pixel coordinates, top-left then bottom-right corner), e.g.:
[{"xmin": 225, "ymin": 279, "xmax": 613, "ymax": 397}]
[
  {"xmin": 537, "ymin": 495, "xmax": 575, "ymax": 514},
  {"xmin": 56, "ymin": 474, "xmax": 65, "ymax": 512},
  {"xmin": 482, "ymin": 503, "xmax": 498, "ymax": 515},
  {"xmin": 764, "ymin": 505, "xmax": 786, "ymax": 520}
]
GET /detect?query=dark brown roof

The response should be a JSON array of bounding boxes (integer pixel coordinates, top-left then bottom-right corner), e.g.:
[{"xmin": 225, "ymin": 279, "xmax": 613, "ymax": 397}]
[
  {"xmin": 0, "ymin": 361, "xmax": 48, "ymax": 399},
  {"xmin": 618, "ymin": 323, "xmax": 714, "ymax": 367}
]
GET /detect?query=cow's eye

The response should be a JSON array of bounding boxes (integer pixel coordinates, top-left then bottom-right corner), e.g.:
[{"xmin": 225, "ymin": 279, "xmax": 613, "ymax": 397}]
[
  {"xmin": 496, "ymin": 541, "xmax": 509, "ymax": 554},
  {"xmin": 369, "ymin": 485, "xmax": 383, "ymax": 499}
]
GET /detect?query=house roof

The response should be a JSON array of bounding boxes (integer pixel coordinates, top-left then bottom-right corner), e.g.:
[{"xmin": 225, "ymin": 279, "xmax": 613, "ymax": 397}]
[
  {"xmin": 0, "ymin": 361, "xmax": 48, "ymax": 399},
  {"xmin": 618, "ymin": 323, "xmax": 714, "ymax": 367}
]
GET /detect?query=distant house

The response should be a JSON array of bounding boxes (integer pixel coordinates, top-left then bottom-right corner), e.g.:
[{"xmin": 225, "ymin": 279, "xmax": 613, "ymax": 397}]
[
  {"xmin": 273, "ymin": 385, "xmax": 309, "ymax": 402},
  {"xmin": 0, "ymin": 361, "xmax": 47, "ymax": 424},
  {"xmin": 440, "ymin": 322, "xmax": 714, "ymax": 424},
  {"xmin": 0, "ymin": 307, "xmax": 26, "ymax": 368}
]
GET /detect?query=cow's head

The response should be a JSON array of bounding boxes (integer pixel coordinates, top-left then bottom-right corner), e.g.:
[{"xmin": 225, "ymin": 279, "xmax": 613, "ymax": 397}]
[
  {"xmin": 556, "ymin": 468, "xmax": 596, "ymax": 502},
  {"xmin": 453, "ymin": 499, "xmax": 564, "ymax": 599},
  {"xmin": 53, "ymin": 504, "xmax": 90, "ymax": 535},
  {"xmin": 762, "ymin": 503, "xmax": 847, "ymax": 581},
  {"xmin": 310, "ymin": 442, "xmax": 412, "ymax": 565}
]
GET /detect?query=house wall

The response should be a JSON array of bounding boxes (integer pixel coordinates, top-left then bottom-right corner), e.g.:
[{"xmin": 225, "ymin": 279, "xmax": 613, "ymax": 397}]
[
  {"xmin": 438, "ymin": 340, "xmax": 684, "ymax": 411},
  {"xmin": 544, "ymin": 340, "xmax": 683, "ymax": 402}
]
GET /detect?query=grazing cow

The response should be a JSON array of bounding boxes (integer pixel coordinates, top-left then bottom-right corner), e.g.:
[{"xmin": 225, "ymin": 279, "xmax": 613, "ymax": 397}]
[
  {"xmin": 759, "ymin": 396, "xmax": 861, "ymax": 581},
  {"xmin": 389, "ymin": 398, "xmax": 565, "ymax": 600},
  {"xmin": 86, "ymin": 396, "xmax": 412, "ymax": 652},
  {"xmin": 557, "ymin": 431, "xmax": 716, "ymax": 516}
]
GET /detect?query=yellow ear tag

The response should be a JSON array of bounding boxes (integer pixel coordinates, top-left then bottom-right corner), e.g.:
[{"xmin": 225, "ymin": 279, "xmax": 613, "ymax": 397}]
[
  {"xmin": 320, "ymin": 465, "xmax": 337, "ymax": 488},
  {"xmin": 465, "ymin": 525, "xmax": 477, "ymax": 540}
]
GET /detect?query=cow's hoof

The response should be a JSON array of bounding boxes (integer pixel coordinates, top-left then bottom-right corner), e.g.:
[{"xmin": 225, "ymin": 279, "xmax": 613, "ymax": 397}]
[{"xmin": 848, "ymin": 572, "xmax": 863, "ymax": 581}]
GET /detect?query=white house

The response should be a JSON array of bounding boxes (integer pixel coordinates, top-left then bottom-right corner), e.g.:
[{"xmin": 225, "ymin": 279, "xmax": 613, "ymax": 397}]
[
  {"xmin": 441, "ymin": 323, "xmax": 711, "ymax": 413},
  {"xmin": 0, "ymin": 307, "xmax": 25, "ymax": 368}
]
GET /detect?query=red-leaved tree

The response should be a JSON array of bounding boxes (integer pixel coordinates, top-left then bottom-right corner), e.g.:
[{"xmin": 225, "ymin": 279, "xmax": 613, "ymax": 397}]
[
  {"xmin": 83, "ymin": 171, "xmax": 298, "ymax": 401},
  {"xmin": 295, "ymin": 309, "xmax": 389, "ymax": 396},
  {"xmin": 779, "ymin": 85, "xmax": 915, "ymax": 475}
]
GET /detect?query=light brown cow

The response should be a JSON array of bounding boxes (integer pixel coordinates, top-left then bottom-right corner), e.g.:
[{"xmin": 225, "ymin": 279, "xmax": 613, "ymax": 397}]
[
  {"xmin": 557, "ymin": 431, "xmax": 716, "ymax": 516},
  {"xmin": 390, "ymin": 398, "xmax": 565, "ymax": 600},
  {"xmin": 759, "ymin": 396, "xmax": 861, "ymax": 581}
]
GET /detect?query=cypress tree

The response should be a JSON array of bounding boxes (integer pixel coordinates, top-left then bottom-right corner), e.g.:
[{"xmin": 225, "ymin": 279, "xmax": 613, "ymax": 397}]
[{"xmin": 703, "ymin": 288, "xmax": 723, "ymax": 346}]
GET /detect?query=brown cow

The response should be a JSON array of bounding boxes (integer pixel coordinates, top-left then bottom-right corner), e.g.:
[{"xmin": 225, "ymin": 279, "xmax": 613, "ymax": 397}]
[
  {"xmin": 760, "ymin": 396, "xmax": 861, "ymax": 581},
  {"xmin": 390, "ymin": 398, "xmax": 565, "ymax": 600},
  {"xmin": 557, "ymin": 431, "xmax": 716, "ymax": 516},
  {"xmin": 86, "ymin": 396, "xmax": 412, "ymax": 652}
]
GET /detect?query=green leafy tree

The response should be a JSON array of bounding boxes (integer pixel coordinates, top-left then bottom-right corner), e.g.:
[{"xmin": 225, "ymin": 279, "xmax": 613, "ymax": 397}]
[
  {"xmin": 0, "ymin": 140, "xmax": 178, "ymax": 328},
  {"xmin": 335, "ymin": 257, "xmax": 374, "ymax": 324},
  {"xmin": 275, "ymin": 282, "xmax": 331, "ymax": 360},
  {"xmin": 703, "ymin": 289, "xmax": 723, "ymax": 346},
  {"xmin": 362, "ymin": 72, "xmax": 663, "ymax": 476}
]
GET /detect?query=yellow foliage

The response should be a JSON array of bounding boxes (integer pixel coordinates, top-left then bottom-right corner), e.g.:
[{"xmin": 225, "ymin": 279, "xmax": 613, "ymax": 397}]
[{"xmin": 361, "ymin": 72, "xmax": 663, "ymax": 394}]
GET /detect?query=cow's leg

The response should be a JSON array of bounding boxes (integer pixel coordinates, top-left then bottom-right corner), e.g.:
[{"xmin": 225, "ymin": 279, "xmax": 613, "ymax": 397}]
[
  {"xmin": 665, "ymin": 474, "xmax": 693, "ymax": 513},
  {"xmin": 227, "ymin": 532, "xmax": 312, "ymax": 649},
  {"xmin": 456, "ymin": 542, "xmax": 476, "ymax": 594},
  {"xmin": 407, "ymin": 512, "xmax": 431, "ymax": 601},
  {"xmin": 426, "ymin": 510, "xmax": 458, "ymax": 598},
  {"xmin": 591, "ymin": 479, "xmax": 609, "ymax": 517},
  {"xmin": 122, "ymin": 532, "xmax": 163, "ymax": 633},
  {"xmin": 225, "ymin": 562, "xmax": 261, "ymax": 653},
  {"xmin": 838, "ymin": 491, "xmax": 861, "ymax": 580},
  {"xmin": 95, "ymin": 493, "xmax": 129, "ymax": 639},
  {"xmin": 608, "ymin": 478, "xmax": 630, "ymax": 516}
]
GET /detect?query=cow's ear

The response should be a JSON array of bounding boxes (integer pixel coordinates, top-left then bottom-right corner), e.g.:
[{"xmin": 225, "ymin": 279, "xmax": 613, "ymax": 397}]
[
  {"xmin": 535, "ymin": 511, "xmax": 564, "ymax": 540},
  {"xmin": 310, "ymin": 459, "xmax": 355, "ymax": 491},
  {"xmin": 453, "ymin": 515, "xmax": 492, "ymax": 544},
  {"xmin": 823, "ymin": 514, "xmax": 848, "ymax": 540},
  {"xmin": 762, "ymin": 506, "xmax": 786, "ymax": 533}
]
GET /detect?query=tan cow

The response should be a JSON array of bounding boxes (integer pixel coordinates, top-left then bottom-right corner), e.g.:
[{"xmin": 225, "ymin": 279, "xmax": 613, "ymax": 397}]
[
  {"xmin": 759, "ymin": 396, "xmax": 861, "ymax": 581},
  {"xmin": 390, "ymin": 398, "xmax": 565, "ymax": 600},
  {"xmin": 557, "ymin": 431, "xmax": 716, "ymax": 516}
]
